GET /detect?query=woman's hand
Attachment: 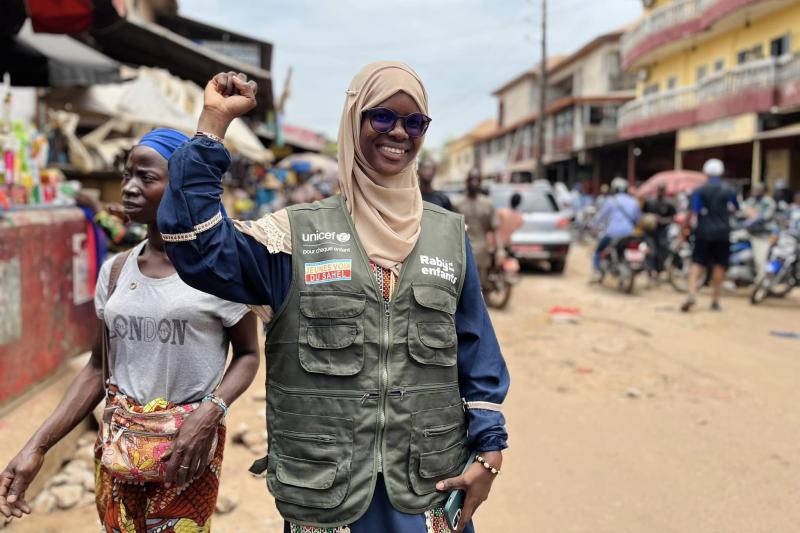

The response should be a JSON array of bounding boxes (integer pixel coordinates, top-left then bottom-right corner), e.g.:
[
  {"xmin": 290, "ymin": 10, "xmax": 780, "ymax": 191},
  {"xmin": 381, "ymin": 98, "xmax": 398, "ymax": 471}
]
[
  {"xmin": 162, "ymin": 402, "xmax": 222, "ymax": 489},
  {"xmin": 198, "ymin": 71, "xmax": 258, "ymax": 139},
  {"xmin": 0, "ymin": 446, "xmax": 46, "ymax": 519},
  {"xmin": 436, "ymin": 450, "xmax": 502, "ymax": 532}
]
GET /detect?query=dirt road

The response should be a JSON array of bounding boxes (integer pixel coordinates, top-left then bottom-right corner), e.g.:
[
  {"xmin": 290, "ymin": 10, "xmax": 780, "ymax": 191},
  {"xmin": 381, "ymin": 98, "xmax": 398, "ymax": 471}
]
[
  {"xmin": 480, "ymin": 245, "xmax": 800, "ymax": 533},
  {"xmin": 8, "ymin": 244, "xmax": 800, "ymax": 532}
]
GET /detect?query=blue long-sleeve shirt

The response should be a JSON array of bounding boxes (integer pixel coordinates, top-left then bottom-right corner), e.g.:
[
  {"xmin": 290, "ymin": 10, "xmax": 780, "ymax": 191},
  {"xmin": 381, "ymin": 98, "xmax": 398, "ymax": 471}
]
[
  {"xmin": 158, "ymin": 137, "xmax": 509, "ymax": 454},
  {"xmin": 593, "ymin": 193, "xmax": 641, "ymax": 239}
]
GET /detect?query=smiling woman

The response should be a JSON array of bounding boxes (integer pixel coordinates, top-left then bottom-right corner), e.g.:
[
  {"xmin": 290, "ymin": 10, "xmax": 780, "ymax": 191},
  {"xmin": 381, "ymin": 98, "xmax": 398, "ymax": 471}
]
[{"xmin": 157, "ymin": 63, "xmax": 510, "ymax": 533}]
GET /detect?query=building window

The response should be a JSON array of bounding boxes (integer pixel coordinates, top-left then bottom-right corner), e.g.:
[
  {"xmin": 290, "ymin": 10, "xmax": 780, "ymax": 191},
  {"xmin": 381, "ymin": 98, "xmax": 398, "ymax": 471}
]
[
  {"xmin": 588, "ymin": 106, "xmax": 604, "ymax": 125},
  {"xmin": 713, "ymin": 58, "xmax": 725, "ymax": 72},
  {"xmin": 771, "ymin": 33, "xmax": 791, "ymax": 57},
  {"xmin": 643, "ymin": 83, "xmax": 659, "ymax": 96},
  {"xmin": 607, "ymin": 52, "xmax": 621, "ymax": 76},
  {"xmin": 555, "ymin": 109, "xmax": 573, "ymax": 137},
  {"xmin": 737, "ymin": 44, "xmax": 764, "ymax": 64},
  {"xmin": 695, "ymin": 66, "xmax": 707, "ymax": 83},
  {"xmin": 666, "ymin": 76, "xmax": 678, "ymax": 90}
]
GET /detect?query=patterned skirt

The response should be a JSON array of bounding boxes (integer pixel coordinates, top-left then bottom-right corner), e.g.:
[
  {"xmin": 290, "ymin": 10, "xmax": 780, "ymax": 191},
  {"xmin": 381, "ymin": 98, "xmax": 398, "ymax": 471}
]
[{"xmin": 94, "ymin": 399, "xmax": 225, "ymax": 533}]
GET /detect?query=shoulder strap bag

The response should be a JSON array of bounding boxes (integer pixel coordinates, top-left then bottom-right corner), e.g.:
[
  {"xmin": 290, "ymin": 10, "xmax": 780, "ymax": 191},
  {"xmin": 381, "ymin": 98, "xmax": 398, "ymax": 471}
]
[{"xmin": 98, "ymin": 249, "xmax": 219, "ymax": 484}]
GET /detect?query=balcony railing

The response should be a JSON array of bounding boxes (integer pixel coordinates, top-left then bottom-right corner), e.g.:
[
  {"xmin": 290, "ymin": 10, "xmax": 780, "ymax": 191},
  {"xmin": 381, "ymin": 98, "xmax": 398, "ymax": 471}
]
[
  {"xmin": 698, "ymin": 57, "xmax": 778, "ymax": 103},
  {"xmin": 619, "ymin": 55, "xmax": 798, "ymax": 132},
  {"xmin": 618, "ymin": 86, "xmax": 696, "ymax": 129},
  {"xmin": 778, "ymin": 53, "xmax": 800, "ymax": 84},
  {"xmin": 621, "ymin": 0, "xmax": 714, "ymax": 61}
]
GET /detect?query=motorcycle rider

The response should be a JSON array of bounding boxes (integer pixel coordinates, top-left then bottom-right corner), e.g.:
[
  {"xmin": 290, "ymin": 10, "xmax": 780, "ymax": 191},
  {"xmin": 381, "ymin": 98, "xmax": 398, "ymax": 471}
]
[
  {"xmin": 681, "ymin": 158, "xmax": 739, "ymax": 312},
  {"xmin": 591, "ymin": 176, "xmax": 640, "ymax": 282}
]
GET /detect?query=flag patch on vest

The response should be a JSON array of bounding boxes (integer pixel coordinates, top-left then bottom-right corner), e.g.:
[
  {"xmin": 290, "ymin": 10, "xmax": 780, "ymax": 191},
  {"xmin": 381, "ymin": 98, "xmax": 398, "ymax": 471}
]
[{"xmin": 305, "ymin": 259, "xmax": 352, "ymax": 284}]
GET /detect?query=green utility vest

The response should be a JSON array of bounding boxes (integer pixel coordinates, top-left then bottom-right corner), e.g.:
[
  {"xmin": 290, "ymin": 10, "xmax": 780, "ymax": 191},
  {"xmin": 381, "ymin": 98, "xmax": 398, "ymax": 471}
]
[{"xmin": 254, "ymin": 195, "xmax": 467, "ymax": 527}]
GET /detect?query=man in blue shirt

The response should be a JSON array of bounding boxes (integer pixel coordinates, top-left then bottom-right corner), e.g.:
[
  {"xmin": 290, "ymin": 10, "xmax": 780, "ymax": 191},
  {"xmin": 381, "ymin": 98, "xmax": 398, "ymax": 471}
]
[
  {"xmin": 681, "ymin": 158, "xmax": 739, "ymax": 312},
  {"xmin": 591, "ymin": 177, "xmax": 641, "ymax": 281}
]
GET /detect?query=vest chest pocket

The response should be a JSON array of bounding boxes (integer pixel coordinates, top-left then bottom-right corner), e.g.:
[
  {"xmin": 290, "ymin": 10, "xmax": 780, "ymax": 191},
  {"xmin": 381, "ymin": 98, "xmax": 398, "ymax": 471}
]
[
  {"xmin": 408, "ymin": 404, "xmax": 468, "ymax": 496},
  {"xmin": 408, "ymin": 284, "xmax": 458, "ymax": 367},
  {"xmin": 299, "ymin": 291, "xmax": 366, "ymax": 376}
]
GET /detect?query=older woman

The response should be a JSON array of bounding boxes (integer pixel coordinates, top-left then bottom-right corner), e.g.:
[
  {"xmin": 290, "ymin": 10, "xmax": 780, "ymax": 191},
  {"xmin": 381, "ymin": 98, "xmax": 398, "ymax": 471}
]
[
  {"xmin": 158, "ymin": 63, "xmax": 509, "ymax": 533},
  {"xmin": 0, "ymin": 129, "xmax": 260, "ymax": 532}
]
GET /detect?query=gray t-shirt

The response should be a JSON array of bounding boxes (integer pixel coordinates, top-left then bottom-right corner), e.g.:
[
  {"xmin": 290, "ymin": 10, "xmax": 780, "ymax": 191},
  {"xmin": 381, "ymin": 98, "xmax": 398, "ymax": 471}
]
[{"xmin": 95, "ymin": 241, "xmax": 249, "ymax": 404}]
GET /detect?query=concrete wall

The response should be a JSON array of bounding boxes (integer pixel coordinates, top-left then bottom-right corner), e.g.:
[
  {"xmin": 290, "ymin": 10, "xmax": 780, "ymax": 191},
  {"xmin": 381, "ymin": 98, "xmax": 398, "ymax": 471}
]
[
  {"xmin": 0, "ymin": 209, "xmax": 97, "ymax": 406},
  {"xmin": 498, "ymin": 78, "xmax": 537, "ymax": 126}
]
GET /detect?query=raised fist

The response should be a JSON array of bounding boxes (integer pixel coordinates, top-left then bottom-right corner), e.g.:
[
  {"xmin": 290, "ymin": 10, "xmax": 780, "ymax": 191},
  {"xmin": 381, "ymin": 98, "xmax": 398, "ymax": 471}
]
[{"xmin": 203, "ymin": 71, "xmax": 258, "ymax": 123}]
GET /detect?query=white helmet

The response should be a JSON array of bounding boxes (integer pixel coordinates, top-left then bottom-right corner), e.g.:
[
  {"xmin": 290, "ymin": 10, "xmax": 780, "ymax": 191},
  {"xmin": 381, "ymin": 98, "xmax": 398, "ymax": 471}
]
[
  {"xmin": 610, "ymin": 177, "xmax": 628, "ymax": 194},
  {"xmin": 702, "ymin": 158, "xmax": 724, "ymax": 178}
]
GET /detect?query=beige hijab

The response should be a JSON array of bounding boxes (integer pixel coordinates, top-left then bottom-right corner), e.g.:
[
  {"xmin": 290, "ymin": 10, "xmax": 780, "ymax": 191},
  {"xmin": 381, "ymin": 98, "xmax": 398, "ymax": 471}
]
[
  {"xmin": 337, "ymin": 61, "xmax": 427, "ymax": 272},
  {"xmin": 240, "ymin": 61, "xmax": 426, "ymax": 274}
]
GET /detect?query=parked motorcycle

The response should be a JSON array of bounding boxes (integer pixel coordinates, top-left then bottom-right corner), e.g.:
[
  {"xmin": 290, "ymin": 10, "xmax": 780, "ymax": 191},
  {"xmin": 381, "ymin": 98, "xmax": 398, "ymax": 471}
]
[
  {"xmin": 597, "ymin": 236, "xmax": 649, "ymax": 294},
  {"xmin": 751, "ymin": 231, "xmax": 799, "ymax": 304},
  {"xmin": 483, "ymin": 250, "xmax": 521, "ymax": 309},
  {"xmin": 667, "ymin": 226, "xmax": 757, "ymax": 292},
  {"xmin": 574, "ymin": 205, "xmax": 597, "ymax": 244}
]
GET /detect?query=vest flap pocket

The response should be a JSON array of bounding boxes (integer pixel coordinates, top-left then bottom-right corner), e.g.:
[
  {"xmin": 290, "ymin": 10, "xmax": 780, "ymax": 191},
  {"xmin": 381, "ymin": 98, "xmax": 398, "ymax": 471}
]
[
  {"xmin": 307, "ymin": 325, "xmax": 358, "ymax": 350},
  {"xmin": 409, "ymin": 322, "xmax": 457, "ymax": 367},
  {"xmin": 299, "ymin": 325, "xmax": 364, "ymax": 376},
  {"xmin": 300, "ymin": 291, "xmax": 366, "ymax": 318},
  {"xmin": 412, "ymin": 284, "xmax": 457, "ymax": 314},
  {"xmin": 415, "ymin": 323, "xmax": 457, "ymax": 350},
  {"xmin": 275, "ymin": 454, "xmax": 337, "ymax": 490},
  {"xmin": 419, "ymin": 441, "xmax": 468, "ymax": 478}
]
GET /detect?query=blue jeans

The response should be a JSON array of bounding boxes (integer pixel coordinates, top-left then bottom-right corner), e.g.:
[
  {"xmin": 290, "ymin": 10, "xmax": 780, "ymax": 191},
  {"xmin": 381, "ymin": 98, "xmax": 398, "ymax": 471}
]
[{"xmin": 594, "ymin": 235, "xmax": 612, "ymax": 271}]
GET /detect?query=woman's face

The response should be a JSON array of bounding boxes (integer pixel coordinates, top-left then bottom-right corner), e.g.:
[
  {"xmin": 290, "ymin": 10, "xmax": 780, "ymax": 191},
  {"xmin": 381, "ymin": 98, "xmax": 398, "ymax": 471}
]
[
  {"xmin": 121, "ymin": 145, "xmax": 168, "ymax": 224},
  {"xmin": 359, "ymin": 91, "xmax": 424, "ymax": 178}
]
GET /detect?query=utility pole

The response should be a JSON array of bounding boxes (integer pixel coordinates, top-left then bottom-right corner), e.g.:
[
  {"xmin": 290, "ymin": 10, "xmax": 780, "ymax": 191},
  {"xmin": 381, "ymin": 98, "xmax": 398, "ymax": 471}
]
[{"xmin": 535, "ymin": 0, "xmax": 547, "ymax": 181}]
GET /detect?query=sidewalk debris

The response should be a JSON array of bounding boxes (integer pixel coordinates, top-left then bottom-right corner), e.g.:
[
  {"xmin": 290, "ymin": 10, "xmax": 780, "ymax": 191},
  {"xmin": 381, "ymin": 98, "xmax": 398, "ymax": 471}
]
[
  {"xmin": 625, "ymin": 387, "xmax": 642, "ymax": 399},
  {"xmin": 549, "ymin": 306, "xmax": 581, "ymax": 324},
  {"xmin": 770, "ymin": 331, "xmax": 800, "ymax": 339}
]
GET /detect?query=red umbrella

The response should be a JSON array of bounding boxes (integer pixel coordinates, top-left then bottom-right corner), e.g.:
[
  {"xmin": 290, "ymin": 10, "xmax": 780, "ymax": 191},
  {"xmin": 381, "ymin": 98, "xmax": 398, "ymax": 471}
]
[{"xmin": 636, "ymin": 170, "xmax": 707, "ymax": 199}]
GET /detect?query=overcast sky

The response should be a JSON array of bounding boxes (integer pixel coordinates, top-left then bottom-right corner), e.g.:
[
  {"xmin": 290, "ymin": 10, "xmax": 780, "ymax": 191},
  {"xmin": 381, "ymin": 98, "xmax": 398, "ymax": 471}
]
[{"xmin": 182, "ymin": 0, "xmax": 642, "ymax": 150}]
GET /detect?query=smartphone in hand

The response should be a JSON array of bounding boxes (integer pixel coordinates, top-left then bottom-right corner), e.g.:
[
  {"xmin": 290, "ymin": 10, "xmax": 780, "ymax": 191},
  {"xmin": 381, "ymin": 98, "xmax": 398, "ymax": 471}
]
[{"xmin": 444, "ymin": 453, "xmax": 476, "ymax": 531}]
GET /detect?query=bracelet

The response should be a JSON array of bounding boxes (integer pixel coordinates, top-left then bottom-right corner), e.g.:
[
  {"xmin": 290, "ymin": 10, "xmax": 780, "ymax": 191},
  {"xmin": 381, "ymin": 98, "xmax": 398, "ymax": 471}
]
[
  {"xmin": 475, "ymin": 454, "xmax": 501, "ymax": 475},
  {"xmin": 202, "ymin": 394, "xmax": 228, "ymax": 417},
  {"xmin": 196, "ymin": 130, "xmax": 223, "ymax": 143}
]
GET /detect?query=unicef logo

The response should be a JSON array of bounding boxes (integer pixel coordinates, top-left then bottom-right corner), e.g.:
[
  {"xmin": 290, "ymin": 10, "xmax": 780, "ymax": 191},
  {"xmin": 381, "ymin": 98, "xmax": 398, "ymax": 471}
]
[{"xmin": 336, "ymin": 232, "xmax": 351, "ymax": 243}]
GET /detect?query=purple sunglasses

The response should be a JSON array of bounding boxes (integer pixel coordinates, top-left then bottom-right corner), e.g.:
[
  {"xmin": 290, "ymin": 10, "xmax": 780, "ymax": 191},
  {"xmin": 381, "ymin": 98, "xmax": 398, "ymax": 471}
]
[{"xmin": 363, "ymin": 107, "xmax": 431, "ymax": 138}]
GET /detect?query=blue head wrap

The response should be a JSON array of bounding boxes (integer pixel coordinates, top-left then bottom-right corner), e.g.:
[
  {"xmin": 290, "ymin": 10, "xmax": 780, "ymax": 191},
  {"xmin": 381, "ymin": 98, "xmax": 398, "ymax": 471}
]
[{"xmin": 137, "ymin": 128, "xmax": 190, "ymax": 161}]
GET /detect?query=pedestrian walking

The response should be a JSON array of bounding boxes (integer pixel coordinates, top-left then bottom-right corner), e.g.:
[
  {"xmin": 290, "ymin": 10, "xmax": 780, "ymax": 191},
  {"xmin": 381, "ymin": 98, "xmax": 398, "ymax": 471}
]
[
  {"xmin": 418, "ymin": 157, "xmax": 454, "ymax": 211},
  {"xmin": 643, "ymin": 184, "xmax": 676, "ymax": 280},
  {"xmin": 454, "ymin": 168, "xmax": 499, "ymax": 290},
  {"xmin": 0, "ymin": 129, "xmax": 260, "ymax": 532},
  {"xmin": 744, "ymin": 182, "xmax": 777, "ymax": 274},
  {"xmin": 157, "ymin": 64, "xmax": 509, "ymax": 533},
  {"xmin": 681, "ymin": 158, "xmax": 739, "ymax": 312}
]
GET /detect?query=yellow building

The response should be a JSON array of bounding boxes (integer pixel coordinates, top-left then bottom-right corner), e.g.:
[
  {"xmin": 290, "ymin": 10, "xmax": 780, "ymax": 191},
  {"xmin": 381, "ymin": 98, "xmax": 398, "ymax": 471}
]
[
  {"xmin": 440, "ymin": 119, "xmax": 497, "ymax": 187},
  {"xmin": 619, "ymin": 0, "xmax": 800, "ymax": 190}
]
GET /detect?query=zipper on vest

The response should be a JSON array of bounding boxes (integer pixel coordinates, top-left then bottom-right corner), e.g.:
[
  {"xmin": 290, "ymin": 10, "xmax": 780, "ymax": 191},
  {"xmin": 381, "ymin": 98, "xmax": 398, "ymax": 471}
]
[
  {"xmin": 422, "ymin": 422, "xmax": 462, "ymax": 438},
  {"xmin": 270, "ymin": 381, "xmax": 377, "ymax": 400},
  {"xmin": 377, "ymin": 299, "xmax": 391, "ymax": 471},
  {"xmin": 388, "ymin": 382, "xmax": 460, "ymax": 400},
  {"xmin": 277, "ymin": 430, "xmax": 336, "ymax": 444}
]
